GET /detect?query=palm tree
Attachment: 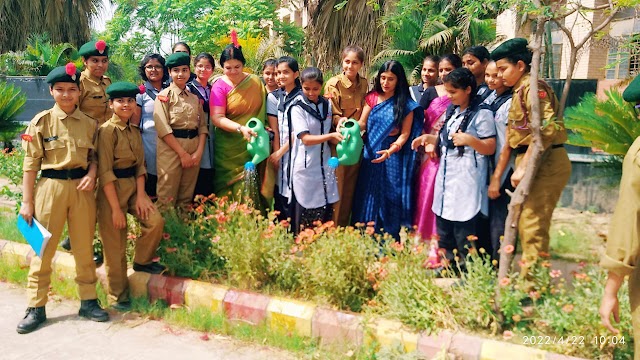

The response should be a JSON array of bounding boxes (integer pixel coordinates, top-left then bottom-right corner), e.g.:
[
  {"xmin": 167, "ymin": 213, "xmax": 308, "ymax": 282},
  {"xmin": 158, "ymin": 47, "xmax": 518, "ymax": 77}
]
[
  {"xmin": 0, "ymin": 0, "xmax": 103, "ymax": 53},
  {"xmin": 306, "ymin": 0, "xmax": 387, "ymax": 74},
  {"xmin": 565, "ymin": 89, "xmax": 640, "ymax": 158},
  {"xmin": 373, "ymin": 0, "xmax": 502, "ymax": 81}
]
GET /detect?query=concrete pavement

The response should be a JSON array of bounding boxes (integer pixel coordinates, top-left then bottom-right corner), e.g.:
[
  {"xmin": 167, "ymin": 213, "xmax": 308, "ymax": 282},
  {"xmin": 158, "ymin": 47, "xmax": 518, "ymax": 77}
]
[{"xmin": 0, "ymin": 281, "xmax": 296, "ymax": 360}]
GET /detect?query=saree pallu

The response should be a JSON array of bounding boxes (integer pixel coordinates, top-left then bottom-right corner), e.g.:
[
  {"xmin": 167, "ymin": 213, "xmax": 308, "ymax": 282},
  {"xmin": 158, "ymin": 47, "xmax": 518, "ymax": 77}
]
[
  {"xmin": 352, "ymin": 97, "xmax": 424, "ymax": 239},
  {"xmin": 413, "ymin": 95, "xmax": 450, "ymax": 240},
  {"xmin": 213, "ymin": 74, "xmax": 268, "ymax": 208}
]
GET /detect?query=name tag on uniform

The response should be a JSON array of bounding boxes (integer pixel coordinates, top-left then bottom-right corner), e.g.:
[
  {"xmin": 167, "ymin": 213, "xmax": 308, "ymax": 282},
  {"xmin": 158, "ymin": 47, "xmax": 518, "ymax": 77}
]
[{"xmin": 43, "ymin": 136, "xmax": 58, "ymax": 142}]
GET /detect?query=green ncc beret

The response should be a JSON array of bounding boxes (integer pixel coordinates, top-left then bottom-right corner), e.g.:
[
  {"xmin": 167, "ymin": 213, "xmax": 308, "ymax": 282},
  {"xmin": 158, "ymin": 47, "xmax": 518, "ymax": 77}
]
[
  {"xmin": 106, "ymin": 82, "xmax": 143, "ymax": 99},
  {"xmin": 46, "ymin": 63, "xmax": 80, "ymax": 85},
  {"xmin": 165, "ymin": 52, "xmax": 191, "ymax": 69},
  {"xmin": 491, "ymin": 38, "xmax": 529, "ymax": 61},
  {"xmin": 79, "ymin": 40, "xmax": 109, "ymax": 57},
  {"xmin": 622, "ymin": 75, "xmax": 640, "ymax": 103}
]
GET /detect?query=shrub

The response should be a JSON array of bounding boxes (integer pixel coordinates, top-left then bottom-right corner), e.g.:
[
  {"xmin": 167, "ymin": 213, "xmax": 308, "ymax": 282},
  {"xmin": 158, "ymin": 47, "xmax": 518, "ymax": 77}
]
[
  {"xmin": 0, "ymin": 81, "xmax": 27, "ymax": 149},
  {"xmin": 296, "ymin": 222, "xmax": 379, "ymax": 312}
]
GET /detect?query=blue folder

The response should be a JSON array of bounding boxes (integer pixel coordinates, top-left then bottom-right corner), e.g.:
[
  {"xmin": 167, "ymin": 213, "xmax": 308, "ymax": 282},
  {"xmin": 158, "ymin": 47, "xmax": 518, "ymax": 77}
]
[{"xmin": 17, "ymin": 215, "xmax": 52, "ymax": 258}]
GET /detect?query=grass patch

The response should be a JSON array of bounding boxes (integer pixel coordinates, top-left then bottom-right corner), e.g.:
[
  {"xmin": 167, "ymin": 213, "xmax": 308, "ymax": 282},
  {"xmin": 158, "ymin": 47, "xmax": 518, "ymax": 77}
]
[
  {"xmin": 549, "ymin": 224, "xmax": 602, "ymax": 262},
  {"xmin": 0, "ymin": 256, "xmax": 28, "ymax": 285},
  {"xmin": 0, "ymin": 211, "xmax": 25, "ymax": 244}
]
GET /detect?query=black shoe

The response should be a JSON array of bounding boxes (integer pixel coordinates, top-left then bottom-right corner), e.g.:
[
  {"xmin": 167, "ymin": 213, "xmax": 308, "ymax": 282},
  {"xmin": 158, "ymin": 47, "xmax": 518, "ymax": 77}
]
[
  {"xmin": 93, "ymin": 252, "xmax": 103, "ymax": 267},
  {"xmin": 16, "ymin": 307, "xmax": 46, "ymax": 334},
  {"xmin": 133, "ymin": 262, "xmax": 166, "ymax": 274},
  {"xmin": 61, "ymin": 237, "xmax": 71, "ymax": 251},
  {"xmin": 79, "ymin": 299, "xmax": 109, "ymax": 322},
  {"xmin": 111, "ymin": 301, "xmax": 132, "ymax": 312}
]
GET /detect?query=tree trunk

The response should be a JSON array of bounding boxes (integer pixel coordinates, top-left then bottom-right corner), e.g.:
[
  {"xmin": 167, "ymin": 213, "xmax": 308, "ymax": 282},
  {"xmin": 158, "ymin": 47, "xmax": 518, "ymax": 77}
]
[{"xmin": 495, "ymin": 15, "xmax": 547, "ymax": 320}]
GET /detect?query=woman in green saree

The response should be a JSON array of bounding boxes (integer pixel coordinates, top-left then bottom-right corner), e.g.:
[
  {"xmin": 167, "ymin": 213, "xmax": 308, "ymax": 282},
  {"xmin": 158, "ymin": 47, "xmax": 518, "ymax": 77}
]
[{"xmin": 210, "ymin": 38, "xmax": 267, "ymax": 209}]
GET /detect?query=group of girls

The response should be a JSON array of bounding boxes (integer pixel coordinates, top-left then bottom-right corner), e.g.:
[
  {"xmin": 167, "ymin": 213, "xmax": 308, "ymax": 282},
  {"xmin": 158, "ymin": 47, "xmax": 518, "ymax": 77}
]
[{"xmin": 134, "ymin": 37, "xmax": 521, "ymax": 269}]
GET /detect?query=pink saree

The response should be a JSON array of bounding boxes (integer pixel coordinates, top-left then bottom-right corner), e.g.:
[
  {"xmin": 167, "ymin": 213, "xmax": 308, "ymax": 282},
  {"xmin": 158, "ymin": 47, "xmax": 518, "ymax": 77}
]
[{"xmin": 413, "ymin": 95, "xmax": 451, "ymax": 240}]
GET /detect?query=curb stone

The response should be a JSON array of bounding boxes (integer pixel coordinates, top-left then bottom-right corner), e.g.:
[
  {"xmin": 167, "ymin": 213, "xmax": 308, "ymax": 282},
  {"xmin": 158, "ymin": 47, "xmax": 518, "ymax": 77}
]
[{"xmin": 0, "ymin": 239, "xmax": 589, "ymax": 360}]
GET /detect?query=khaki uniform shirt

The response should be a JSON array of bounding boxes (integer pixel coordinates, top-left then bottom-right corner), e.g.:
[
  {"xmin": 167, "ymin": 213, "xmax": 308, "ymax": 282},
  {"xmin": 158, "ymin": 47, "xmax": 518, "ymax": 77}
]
[
  {"xmin": 507, "ymin": 73, "xmax": 567, "ymax": 150},
  {"xmin": 79, "ymin": 69, "xmax": 112, "ymax": 124},
  {"xmin": 153, "ymin": 82, "xmax": 208, "ymax": 139},
  {"xmin": 600, "ymin": 136, "xmax": 640, "ymax": 277},
  {"xmin": 97, "ymin": 115, "xmax": 147, "ymax": 187},
  {"xmin": 324, "ymin": 73, "xmax": 369, "ymax": 127},
  {"xmin": 22, "ymin": 104, "xmax": 97, "ymax": 171}
]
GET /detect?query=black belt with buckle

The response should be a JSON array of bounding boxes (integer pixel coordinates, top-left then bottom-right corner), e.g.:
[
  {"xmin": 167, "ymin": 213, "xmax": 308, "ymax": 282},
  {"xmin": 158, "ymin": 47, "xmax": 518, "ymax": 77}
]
[
  {"xmin": 514, "ymin": 144, "xmax": 564, "ymax": 155},
  {"xmin": 41, "ymin": 168, "xmax": 88, "ymax": 180},
  {"xmin": 173, "ymin": 129, "xmax": 198, "ymax": 139},
  {"xmin": 113, "ymin": 166, "xmax": 136, "ymax": 178}
]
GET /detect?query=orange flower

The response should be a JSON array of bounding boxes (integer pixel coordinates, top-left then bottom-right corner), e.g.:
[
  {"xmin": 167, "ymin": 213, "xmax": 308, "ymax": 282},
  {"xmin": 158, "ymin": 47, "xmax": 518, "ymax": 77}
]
[
  {"xmin": 366, "ymin": 221, "xmax": 376, "ymax": 227},
  {"xmin": 573, "ymin": 272, "xmax": 588, "ymax": 280},
  {"xmin": 499, "ymin": 277, "xmax": 511, "ymax": 287},
  {"xmin": 511, "ymin": 314, "xmax": 521, "ymax": 322},
  {"xmin": 503, "ymin": 244, "xmax": 515, "ymax": 254},
  {"xmin": 354, "ymin": 222, "xmax": 365, "ymax": 228},
  {"xmin": 166, "ymin": 247, "xmax": 178, "ymax": 253},
  {"xmin": 195, "ymin": 205, "xmax": 205, "ymax": 214},
  {"xmin": 215, "ymin": 211, "xmax": 229, "ymax": 224},
  {"xmin": 280, "ymin": 219, "xmax": 290, "ymax": 228},
  {"xmin": 466, "ymin": 235, "xmax": 478, "ymax": 242},
  {"xmin": 503, "ymin": 330, "xmax": 514, "ymax": 340},
  {"xmin": 541, "ymin": 261, "xmax": 551, "ymax": 268},
  {"xmin": 365, "ymin": 226, "xmax": 375, "ymax": 235},
  {"xmin": 538, "ymin": 251, "xmax": 551, "ymax": 258}
]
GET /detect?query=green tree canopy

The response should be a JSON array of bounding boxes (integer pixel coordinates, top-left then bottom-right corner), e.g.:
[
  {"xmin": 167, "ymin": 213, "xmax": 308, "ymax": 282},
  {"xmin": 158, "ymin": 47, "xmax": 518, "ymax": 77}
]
[{"xmin": 0, "ymin": 0, "xmax": 102, "ymax": 53}]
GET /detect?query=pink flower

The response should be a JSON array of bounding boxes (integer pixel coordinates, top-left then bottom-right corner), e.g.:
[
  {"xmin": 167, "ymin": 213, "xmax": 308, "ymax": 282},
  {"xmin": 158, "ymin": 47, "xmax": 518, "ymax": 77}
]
[
  {"xmin": 499, "ymin": 277, "xmax": 511, "ymax": 287},
  {"xmin": 211, "ymin": 236, "xmax": 220, "ymax": 243},
  {"xmin": 365, "ymin": 226, "xmax": 375, "ymax": 235},
  {"xmin": 562, "ymin": 304, "xmax": 574, "ymax": 313},
  {"xmin": 166, "ymin": 247, "xmax": 177, "ymax": 253},
  {"xmin": 503, "ymin": 330, "xmax": 514, "ymax": 340},
  {"xmin": 550, "ymin": 269, "xmax": 562, "ymax": 278},
  {"xmin": 503, "ymin": 244, "xmax": 515, "ymax": 254},
  {"xmin": 162, "ymin": 233, "xmax": 171, "ymax": 240}
]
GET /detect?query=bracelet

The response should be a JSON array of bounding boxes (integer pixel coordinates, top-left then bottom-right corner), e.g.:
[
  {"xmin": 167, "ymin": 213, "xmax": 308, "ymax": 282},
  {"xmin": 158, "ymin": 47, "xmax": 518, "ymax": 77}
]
[
  {"xmin": 236, "ymin": 125, "xmax": 243, "ymax": 133},
  {"xmin": 384, "ymin": 150, "xmax": 391, "ymax": 157},
  {"xmin": 390, "ymin": 143, "xmax": 400, "ymax": 152}
]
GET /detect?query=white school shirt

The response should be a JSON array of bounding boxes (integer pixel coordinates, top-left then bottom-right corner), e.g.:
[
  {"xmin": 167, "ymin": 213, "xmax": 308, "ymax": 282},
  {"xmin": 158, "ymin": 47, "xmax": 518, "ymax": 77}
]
[
  {"xmin": 289, "ymin": 98, "xmax": 339, "ymax": 209},
  {"xmin": 432, "ymin": 106, "xmax": 496, "ymax": 222},
  {"xmin": 484, "ymin": 90, "xmax": 514, "ymax": 186},
  {"xmin": 271, "ymin": 89, "xmax": 303, "ymax": 199},
  {"xmin": 136, "ymin": 81, "xmax": 160, "ymax": 175}
]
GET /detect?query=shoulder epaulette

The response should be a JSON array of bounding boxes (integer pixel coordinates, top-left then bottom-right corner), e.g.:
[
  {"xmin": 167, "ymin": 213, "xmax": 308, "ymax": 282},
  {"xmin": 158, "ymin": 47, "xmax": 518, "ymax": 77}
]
[{"xmin": 30, "ymin": 109, "xmax": 52, "ymax": 125}]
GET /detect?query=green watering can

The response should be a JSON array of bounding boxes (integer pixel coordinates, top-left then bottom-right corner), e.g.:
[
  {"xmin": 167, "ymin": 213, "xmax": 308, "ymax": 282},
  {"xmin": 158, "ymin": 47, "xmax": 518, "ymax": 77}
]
[
  {"xmin": 336, "ymin": 119, "xmax": 363, "ymax": 166},
  {"xmin": 245, "ymin": 117, "xmax": 270, "ymax": 166}
]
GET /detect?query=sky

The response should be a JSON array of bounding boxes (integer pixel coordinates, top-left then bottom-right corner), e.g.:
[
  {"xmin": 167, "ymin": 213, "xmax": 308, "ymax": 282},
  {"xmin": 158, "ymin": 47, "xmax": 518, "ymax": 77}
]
[{"xmin": 91, "ymin": 0, "xmax": 116, "ymax": 32}]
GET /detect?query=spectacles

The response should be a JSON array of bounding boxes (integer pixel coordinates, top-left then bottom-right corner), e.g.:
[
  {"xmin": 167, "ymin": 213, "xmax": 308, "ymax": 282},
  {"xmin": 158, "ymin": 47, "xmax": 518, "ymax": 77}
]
[
  {"xmin": 145, "ymin": 65, "xmax": 163, "ymax": 71},
  {"xmin": 196, "ymin": 64, "xmax": 213, "ymax": 71}
]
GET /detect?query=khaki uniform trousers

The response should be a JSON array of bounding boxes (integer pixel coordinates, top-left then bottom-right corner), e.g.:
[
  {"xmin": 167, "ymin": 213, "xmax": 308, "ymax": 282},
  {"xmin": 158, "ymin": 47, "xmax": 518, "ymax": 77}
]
[
  {"xmin": 27, "ymin": 177, "xmax": 98, "ymax": 307},
  {"xmin": 97, "ymin": 177, "xmax": 164, "ymax": 304},
  {"xmin": 332, "ymin": 162, "xmax": 360, "ymax": 227},
  {"xmin": 516, "ymin": 146, "xmax": 571, "ymax": 276},
  {"xmin": 156, "ymin": 136, "xmax": 200, "ymax": 210}
]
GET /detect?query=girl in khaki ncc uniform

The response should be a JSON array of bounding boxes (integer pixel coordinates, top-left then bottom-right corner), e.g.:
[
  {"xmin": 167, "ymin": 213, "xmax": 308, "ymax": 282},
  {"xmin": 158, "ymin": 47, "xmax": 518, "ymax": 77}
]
[
  {"xmin": 491, "ymin": 38, "xmax": 571, "ymax": 280},
  {"xmin": 599, "ymin": 74, "xmax": 640, "ymax": 358},
  {"xmin": 324, "ymin": 46, "xmax": 369, "ymax": 226},
  {"xmin": 78, "ymin": 40, "xmax": 113, "ymax": 125},
  {"xmin": 153, "ymin": 52, "xmax": 208, "ymax": 209},
  {"xmin": 97, "ymin": 82, "xmax": 166, "ymax": 312},
  {"xmin": 17, "ymin": 63, "xmax": 109, "ymax": 334}
]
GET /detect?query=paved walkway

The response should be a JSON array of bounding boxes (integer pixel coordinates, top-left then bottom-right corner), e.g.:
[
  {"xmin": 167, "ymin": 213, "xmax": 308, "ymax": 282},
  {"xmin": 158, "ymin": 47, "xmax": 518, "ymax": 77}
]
[{"xmin": 0, "ymin": 282, "xmax": 296, "ymax": 360}]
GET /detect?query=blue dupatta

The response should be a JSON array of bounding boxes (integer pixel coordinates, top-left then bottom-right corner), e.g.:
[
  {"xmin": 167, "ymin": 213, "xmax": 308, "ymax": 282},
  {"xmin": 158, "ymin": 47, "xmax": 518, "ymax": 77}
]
[{"xmin": 352, "ymin": 96, "xmax": 424, "ymax": 239}]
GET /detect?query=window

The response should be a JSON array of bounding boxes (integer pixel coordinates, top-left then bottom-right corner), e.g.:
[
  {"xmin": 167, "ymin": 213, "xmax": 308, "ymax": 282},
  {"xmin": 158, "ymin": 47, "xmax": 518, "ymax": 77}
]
[{"xmin": 606, "ymin": 37, "xmax": 639, "ymax": 79}]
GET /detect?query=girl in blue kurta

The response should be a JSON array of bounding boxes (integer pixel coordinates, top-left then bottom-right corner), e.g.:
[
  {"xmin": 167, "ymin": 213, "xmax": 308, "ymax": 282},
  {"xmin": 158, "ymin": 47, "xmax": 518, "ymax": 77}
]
[{"xmin": 351, "ymin": 60, "xmax": 424, "ymax": 240}]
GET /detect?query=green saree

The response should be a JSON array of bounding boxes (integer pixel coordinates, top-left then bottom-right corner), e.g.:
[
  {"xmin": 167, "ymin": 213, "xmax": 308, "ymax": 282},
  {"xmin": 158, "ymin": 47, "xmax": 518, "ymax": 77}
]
[{"xmin": 213, "ymin": 74, "xmax": 267, "ymax": 207}]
